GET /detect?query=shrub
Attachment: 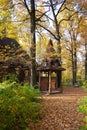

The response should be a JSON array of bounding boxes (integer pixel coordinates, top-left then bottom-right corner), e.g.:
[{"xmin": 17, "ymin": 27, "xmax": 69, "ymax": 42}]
[
  {"xmin": 2, "ymin": 73, "xmax": 18, "ymax": 83},
  {"xmin": 0, "ymin": 77, "xmax": 41, "ymax": 130},
  {"xmin": 78, "ymin": 80, "xmax": 87, "ymax": 130}
]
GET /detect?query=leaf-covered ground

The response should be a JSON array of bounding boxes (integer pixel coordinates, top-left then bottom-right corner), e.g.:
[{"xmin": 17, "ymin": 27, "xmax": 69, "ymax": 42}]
[{"xmin": 31, "ymin": 88, "xmax": 87, "ymax": 130}]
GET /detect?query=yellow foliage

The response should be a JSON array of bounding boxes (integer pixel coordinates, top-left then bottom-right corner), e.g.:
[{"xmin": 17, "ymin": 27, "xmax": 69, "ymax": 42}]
[{"xmin": 0, "ymin": 0, "xmax": 17, "ymax": 39}]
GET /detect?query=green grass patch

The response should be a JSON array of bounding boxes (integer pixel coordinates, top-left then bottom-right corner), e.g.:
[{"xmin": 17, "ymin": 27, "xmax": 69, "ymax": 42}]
[{"xmin": 78, "ymin": 80, "xmax": 87, "ymax": 130}]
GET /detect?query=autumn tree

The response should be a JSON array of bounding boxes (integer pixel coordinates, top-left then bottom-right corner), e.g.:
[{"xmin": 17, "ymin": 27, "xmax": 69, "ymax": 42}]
[
  {"xmin": 0, "ymin": 0, "xmax": 17, "ymax": 39},
  {"xmin": 61, "ymin": 7, "xmax": 87, "ymax": 85},
  {"xmin": 79, "ymin": 16, "xmax": 87, "ymax": 80},
  {"xmin": 12, "ymin": 0, "xmax": 49, "ymax": 86}
]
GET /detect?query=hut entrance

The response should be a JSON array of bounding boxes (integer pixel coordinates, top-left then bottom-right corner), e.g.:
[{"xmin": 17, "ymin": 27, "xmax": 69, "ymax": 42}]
[
  {"xmin": 38, "ymin": 67, "xmax": 65, "ymax": 94},
  {"xmin": 40, "ymin": 72, "xmax": 56, "ymax": 91}
]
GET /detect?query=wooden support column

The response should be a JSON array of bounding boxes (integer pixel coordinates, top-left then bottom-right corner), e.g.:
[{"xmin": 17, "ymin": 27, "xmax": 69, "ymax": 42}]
[
  {"xmin": 56, "ymin": 72, "xmax": 58, "ymax": 89},
  {"xmin": 39, "ymin": 71, "xmax": 41, "ymax": 90},
  {"xmin": 60, "ymin": 71, "xmax": 63, "ymax": 93},
  {"xmin": 48, "ymin": 71, "xmax": 51, "ymax": 94}
]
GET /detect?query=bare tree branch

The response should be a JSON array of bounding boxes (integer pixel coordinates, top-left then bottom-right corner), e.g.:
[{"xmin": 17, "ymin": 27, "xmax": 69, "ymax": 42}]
[
  {"xmin": 59, "ymin": 11, "xmax": 79, "ymax": 25},
  {"xmin": 36, "ymin": 10, "xmax": 54, "ymax": 22},
  {"xmin": 55, "ymin": 0, "xmax": 66, "ymax": 17},
  {"xmin": 23, "ymin": 0, "xmax": 31, "ymax": 15},
  {"xmin": 37, "ymin": 23, "xmax": 59, "ymax": 40},
  {"xmin": 36, "ymin": 9, "xmax": 50, "ymax": 22}
]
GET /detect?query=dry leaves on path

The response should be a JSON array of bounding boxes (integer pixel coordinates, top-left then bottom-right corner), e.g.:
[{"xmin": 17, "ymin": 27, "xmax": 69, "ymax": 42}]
[{"xmin": 31, "ymin": 88, "xmax": 87, "ymax": 130}]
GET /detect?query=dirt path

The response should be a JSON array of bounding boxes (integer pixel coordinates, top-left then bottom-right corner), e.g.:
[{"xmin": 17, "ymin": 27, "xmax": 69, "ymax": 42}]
[{"xmin": 33, "ymin": 88, "xmax": 87, "ymax": 130}]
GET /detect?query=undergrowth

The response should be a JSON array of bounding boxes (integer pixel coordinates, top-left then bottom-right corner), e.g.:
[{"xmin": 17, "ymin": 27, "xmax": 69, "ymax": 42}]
[
  {"xmin": 0, "ymin": 74, "xmax": 41, "ymax": 130},
  {"xmin": 78, "ymin": 80, "xmax": 87, "ymax": 130}
]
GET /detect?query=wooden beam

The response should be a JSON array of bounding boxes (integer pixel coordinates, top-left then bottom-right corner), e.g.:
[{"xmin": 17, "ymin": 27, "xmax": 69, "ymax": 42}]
[{"xmin": 39, "ymin": 71, "xmax": 41, "ymax": 90}]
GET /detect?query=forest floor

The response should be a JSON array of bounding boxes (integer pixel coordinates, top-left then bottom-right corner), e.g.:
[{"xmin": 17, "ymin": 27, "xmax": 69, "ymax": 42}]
[{"xmin": 31, "ymin": 87, "xmax": 87, "ymax": 130}]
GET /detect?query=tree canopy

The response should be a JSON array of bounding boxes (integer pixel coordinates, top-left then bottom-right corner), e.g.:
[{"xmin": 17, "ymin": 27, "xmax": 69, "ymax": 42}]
[{"xmin": 0, "ymin": 0, "xmax": 87, "ymax": 85}]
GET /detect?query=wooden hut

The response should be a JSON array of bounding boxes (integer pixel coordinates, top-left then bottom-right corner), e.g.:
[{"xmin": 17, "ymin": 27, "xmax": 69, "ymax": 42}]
[
  {"xmin": 37, "ymin": 39, "xmax": 65, "ymax": 94},
  {"xmin": 0, "ymin": 37, "xmax": 30, "ymax": 83}
]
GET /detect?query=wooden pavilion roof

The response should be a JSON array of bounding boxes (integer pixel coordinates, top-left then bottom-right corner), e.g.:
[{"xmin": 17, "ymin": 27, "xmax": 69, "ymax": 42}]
[
  {"xmin": 37, "ymin": 39, "xmax": 65, "ymax": 72},
  {"xmin": 37, "ymin": 66, "xmax": 65, "ymax": 72}
]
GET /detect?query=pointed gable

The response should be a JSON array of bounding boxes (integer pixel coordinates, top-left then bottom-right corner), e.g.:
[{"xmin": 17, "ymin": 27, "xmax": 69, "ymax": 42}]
[{"xmin": 46, "ymin": 39, "xmax": 55, "ymax": 53}]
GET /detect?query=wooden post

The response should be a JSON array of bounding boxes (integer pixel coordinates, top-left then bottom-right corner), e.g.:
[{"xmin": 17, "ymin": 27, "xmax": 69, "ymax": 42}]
[
  {"xmin": 48, "ymin": 71, "xmax": 51, "ymax": 94},
  {"xmin": 60, "ymin": 71, "xmax": 63, "ymax": 93},
  {"xmin": 56, "ymin": 72, "xmax": 58, "ymax": 89},
  {"xmin": 39, "ymin": 71, "xmax": 41, "ymax": 90}
]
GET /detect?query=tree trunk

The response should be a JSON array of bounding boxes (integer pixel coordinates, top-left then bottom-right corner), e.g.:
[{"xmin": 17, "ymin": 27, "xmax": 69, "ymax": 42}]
[
  {"xmin": 72, "ymin": 60, "xmax": 77, "ymax": 86},
  {"xmin": 72, "ymin": 41, "xmax": 77, "ymax": 86},
  {"xmin": 30, "ymin": 0, "xmax": 37, "ymax": 86},
  {"xmin": 85, "ymin": 43, "xmax": 87, "ymax": 80}
]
